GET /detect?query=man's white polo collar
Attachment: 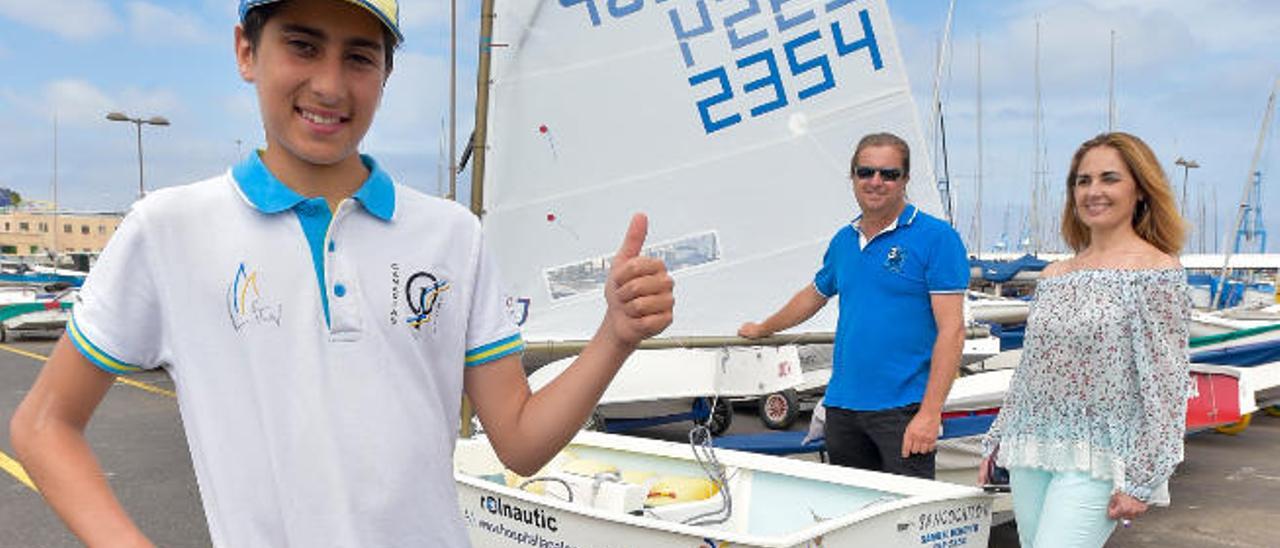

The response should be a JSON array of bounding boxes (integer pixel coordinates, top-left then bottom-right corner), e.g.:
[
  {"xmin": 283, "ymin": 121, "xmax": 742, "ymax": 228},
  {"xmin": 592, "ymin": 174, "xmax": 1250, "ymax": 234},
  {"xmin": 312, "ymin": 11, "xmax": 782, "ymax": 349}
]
[{"xmin": 852, "ymin": 203, "xmax": 919, "ymax": 248}]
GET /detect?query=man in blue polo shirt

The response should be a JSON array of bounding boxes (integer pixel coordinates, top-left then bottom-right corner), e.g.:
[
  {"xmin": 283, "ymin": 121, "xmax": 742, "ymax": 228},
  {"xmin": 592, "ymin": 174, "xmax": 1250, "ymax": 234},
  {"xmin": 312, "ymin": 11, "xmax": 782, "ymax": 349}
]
[{"xmin": 739, "ymin": 132, "xmax": 967, "ymax": 479}]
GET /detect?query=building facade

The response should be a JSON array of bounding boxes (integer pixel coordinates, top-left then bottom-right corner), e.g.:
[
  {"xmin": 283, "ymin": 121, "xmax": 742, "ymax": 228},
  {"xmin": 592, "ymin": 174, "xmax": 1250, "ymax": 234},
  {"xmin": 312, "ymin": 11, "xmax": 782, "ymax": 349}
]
[{"xmin": 0, "ymin": 210, "xmax": 124, "ymax": 255}]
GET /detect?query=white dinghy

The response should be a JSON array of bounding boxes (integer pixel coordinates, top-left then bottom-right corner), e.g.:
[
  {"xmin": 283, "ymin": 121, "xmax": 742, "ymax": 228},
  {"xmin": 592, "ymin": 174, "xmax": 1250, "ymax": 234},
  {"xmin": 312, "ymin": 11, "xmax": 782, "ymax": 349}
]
[{"xmin": 456, "ymin": 431, "xmax": 991, "ymax": 547}]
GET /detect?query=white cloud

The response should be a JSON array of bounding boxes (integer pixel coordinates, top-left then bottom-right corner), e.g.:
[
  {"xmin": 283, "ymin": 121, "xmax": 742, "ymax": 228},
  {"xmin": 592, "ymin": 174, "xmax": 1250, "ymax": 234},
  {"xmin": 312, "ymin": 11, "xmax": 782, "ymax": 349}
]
[
  {"xmin": 126, "ymin": 1, "xmax": 216, "ymax": 45},
  {"xmin": 929, "ymin": 3, "xmax": 1197, "ymax": 101},
  {"xmin": 1071, "ymin": 0, "xmax": 1280, "ymax": 53},
  {"xmin": 2, "ymin": 79, "xmax": 184, "ymax": 130},
  {"xmin": 0, "ymin": 0, "xmax": 119, "ymax": 40},
  {"xmin": 5, "ymin": 80, "xmax": 113, "ymax": 125}
]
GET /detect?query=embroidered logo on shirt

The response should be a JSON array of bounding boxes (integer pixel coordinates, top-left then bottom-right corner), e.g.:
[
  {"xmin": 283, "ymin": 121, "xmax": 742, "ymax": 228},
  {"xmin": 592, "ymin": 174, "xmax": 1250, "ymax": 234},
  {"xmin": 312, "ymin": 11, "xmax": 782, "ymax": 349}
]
[
  {"xmin": 226, "ymin": 262, "xmax": 282, "ymax": 331},
  {"xmin": 505, "ymin": 295, "xmax": 531, "ymax": 326},
  {"xmin": 884, "ymin": 246, "xmax": 907, "ymax": 273},
  {"xmin": 405, "ymin": 271, "xmax": 450, "ymax": 330}
]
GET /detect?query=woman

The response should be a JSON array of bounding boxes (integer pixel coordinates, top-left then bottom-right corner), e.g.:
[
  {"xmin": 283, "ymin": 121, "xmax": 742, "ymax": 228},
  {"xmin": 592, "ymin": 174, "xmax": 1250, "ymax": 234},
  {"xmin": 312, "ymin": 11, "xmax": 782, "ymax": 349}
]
[{"xmin": 980, "ymin": 132, "xmax": 1192, "ymax": 547}]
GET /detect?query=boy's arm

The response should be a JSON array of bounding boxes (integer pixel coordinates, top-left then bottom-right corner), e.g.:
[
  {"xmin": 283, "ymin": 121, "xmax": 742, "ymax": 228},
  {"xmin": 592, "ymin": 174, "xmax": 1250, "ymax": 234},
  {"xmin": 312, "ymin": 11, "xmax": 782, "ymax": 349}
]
[
  {"xmin": 464, "ymin": 214, "xmax": 673, "ymax": 476},
  {"xmin": 9, "ymin": 336, "xmax": 153, "ymax": 548},
  {"xmin": 737, "ymin": 285, "xmax": 828, "ymax": 339}
]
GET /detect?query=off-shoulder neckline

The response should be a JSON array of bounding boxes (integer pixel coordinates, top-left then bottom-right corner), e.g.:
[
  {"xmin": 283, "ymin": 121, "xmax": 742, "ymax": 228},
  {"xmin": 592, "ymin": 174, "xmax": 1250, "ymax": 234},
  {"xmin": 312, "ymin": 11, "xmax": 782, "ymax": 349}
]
[{"xmin": 1039, "ymin": 267, "xmax": 1184, "ymax": 283}]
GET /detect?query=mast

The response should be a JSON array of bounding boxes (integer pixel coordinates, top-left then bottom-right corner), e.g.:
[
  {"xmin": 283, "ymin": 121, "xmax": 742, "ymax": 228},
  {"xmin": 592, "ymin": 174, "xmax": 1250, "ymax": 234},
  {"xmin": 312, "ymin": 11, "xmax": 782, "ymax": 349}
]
[
  {"xmin": 448, "ymin": 0, "xmax": 458, "ymax": 201},
  {"xmin": 53, "ymin": 113, "xmax": 59, "ymax": 256},
  {"xmin": 460, "ymin": 0, "xmax": 499, "ymax": 438},
  {"xmin": 437, "ymin": 118, "xmax": 448, "ymax": 197},
  {"xmin": 929, "ymin": 0, "xmax": 957, "ymax": 225},
  {"xmin": 1030, "ymin": 19, "xmax": 1042, "ymax": 255},
  {"xmin": 1214, "ymin": 76, "xmax": 1279, "ymax": 309},
  {"xmin": 1108, "ymin": 30, "xmax": 1116, "ymax": 132},
  {"xmin": 1199, "ymin": 189, "xmax": 1206, "ymax": 253},
  {"xmin": 975, "ymin": 31, "xmax": 983, "ymax": 256},
  {"xmin": 469, "ymin": 0, "xmax": 497, "ymax": 216}
]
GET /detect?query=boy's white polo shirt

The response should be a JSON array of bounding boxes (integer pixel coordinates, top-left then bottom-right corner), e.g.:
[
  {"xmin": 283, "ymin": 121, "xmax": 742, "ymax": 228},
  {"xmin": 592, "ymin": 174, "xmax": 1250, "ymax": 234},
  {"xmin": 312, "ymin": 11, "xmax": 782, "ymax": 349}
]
[{"xmin": 68, "ymin": 153, "xmax": 523, "ymax": 547}]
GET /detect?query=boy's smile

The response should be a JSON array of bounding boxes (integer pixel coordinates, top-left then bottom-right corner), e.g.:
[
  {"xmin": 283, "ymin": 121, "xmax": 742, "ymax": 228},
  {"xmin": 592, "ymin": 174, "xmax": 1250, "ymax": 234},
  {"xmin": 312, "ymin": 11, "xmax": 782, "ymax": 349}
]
[{"xmin": 236, "ymin": 0, "xmax": 388, "ymax": 185}]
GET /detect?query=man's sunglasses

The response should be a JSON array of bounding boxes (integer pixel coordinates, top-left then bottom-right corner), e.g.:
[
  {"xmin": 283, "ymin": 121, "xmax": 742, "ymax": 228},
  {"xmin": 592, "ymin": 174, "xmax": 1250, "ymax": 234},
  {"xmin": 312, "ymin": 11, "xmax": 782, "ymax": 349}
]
[{"xmin": 853, "ymin": 166, "xmax": 904, "ymax": 182}]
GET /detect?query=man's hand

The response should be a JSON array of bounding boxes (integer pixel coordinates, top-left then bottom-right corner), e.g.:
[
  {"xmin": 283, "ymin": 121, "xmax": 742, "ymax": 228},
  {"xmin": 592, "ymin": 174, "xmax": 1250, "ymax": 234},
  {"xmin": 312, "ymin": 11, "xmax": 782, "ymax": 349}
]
[
  {"xmin": 901, "ymin": 411, "xmax": 941, "ymax": 458},
  {"xmin": 737, "ymin": 322, "xmax": 771, "ymax": 339},
  {"xmin": 1107, "ymin": 492, "xmax": 1148, "ymax": 522},
  {"xmin": 602, "ymin": 214, "xmax": 674, "ymax": 347}
]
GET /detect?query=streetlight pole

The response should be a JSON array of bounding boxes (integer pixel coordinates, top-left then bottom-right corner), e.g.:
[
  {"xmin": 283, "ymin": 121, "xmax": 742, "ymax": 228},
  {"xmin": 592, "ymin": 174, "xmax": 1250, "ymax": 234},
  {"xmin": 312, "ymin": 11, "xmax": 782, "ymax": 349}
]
[
  {"xmin": 106, "ymin": 112, "xmax": 170, "ymax": 199},
  {"xmin": 1175, "ymin": 157, "xmax": 1199, "ymax": 218}
]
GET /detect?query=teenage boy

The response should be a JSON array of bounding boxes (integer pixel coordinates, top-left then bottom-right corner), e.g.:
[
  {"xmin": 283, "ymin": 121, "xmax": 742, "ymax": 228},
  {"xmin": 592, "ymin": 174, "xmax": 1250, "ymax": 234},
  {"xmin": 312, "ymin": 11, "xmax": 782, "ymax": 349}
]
[{"xmin": 9, "ymin": 1, "xmax": 674, "ymax": 546}]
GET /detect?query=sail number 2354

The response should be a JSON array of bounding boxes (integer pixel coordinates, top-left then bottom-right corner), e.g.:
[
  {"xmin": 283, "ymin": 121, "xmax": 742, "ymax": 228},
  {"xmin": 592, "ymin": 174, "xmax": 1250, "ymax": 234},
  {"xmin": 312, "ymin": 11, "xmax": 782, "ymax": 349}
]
[{"xmin": 559, "ymin": 0, "xmax": 886, "ymax": 135}]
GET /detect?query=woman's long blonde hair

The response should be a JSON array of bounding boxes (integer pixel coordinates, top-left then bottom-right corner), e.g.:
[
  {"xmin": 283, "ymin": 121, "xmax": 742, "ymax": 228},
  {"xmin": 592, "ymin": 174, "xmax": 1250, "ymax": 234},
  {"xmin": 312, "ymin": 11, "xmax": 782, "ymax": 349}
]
[{"xmin": 1060, "ymin": 132, "xmax": 1186, "ymax": 254}]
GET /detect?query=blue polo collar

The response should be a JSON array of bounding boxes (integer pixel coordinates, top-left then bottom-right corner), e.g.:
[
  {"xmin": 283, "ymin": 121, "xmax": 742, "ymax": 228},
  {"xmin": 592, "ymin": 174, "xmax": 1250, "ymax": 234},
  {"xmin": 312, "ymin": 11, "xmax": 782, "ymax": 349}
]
[
  {"xmin": 852, "ymin": 203, "xmax": 919, "ymax": 230},
  {"xmin": 231, "ymin": 151, "xmax": 396, "ymax": 220}
]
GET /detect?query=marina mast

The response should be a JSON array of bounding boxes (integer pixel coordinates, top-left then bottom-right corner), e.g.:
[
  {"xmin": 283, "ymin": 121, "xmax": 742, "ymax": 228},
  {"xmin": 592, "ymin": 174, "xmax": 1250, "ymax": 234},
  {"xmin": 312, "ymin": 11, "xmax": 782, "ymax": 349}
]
[
  {"xmin": 974, "ymin": 31, "xmax": 983, "ymax": 256},
  {"xmin": 1214, "ymin": 76, "xmax": 1279, "ymax": 309},
  {"xmin": 1029, "ymin": 20, "xmax": 1043, "ymax": 255}
]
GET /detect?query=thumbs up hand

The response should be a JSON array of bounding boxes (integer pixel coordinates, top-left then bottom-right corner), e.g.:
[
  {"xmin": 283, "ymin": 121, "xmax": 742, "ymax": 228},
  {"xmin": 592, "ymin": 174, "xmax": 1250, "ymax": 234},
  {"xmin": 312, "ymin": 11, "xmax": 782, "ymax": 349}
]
[{"xmin": 602, "ymin": 213, "xmax": 674, "ymax": 348}]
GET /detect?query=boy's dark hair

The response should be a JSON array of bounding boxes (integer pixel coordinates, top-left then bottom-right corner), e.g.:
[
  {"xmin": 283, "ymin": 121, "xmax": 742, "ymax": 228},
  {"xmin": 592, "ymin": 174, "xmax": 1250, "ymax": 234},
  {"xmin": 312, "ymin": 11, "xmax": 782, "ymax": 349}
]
[{"xmin": 242, "ymin": 2, "xmax": 397, "ymax": 73}]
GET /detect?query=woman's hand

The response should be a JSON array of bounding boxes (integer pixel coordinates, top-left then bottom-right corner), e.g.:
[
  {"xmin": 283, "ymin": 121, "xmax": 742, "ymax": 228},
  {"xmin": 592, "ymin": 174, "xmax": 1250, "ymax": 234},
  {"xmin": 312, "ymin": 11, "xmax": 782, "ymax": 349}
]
[{"xmin": 1107, "ymin": 492, "xmax": 1148, "ymax": 525}]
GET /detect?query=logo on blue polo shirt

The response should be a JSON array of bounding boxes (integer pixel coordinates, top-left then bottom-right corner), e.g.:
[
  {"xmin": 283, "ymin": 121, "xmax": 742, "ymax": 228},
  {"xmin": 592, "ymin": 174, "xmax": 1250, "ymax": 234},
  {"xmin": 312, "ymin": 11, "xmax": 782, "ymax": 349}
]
[
  {"xmin": 226, "ymin": 262, "xmax": 282, "ymax": 331},
  {"xmin": 405, "ymin": 271, "xmax": 450, "ymax": 329},
  {"xmin": 884, "ymin": 246, "xmax": 907, "ymax": 273}
]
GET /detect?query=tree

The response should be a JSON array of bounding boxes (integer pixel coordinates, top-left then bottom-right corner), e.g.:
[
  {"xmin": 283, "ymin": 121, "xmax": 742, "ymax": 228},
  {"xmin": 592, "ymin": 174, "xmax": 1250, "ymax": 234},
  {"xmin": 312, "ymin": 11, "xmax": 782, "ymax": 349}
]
[{"xmin": 0, "ymin": 188, "xmax": 20, "ymax": 208}]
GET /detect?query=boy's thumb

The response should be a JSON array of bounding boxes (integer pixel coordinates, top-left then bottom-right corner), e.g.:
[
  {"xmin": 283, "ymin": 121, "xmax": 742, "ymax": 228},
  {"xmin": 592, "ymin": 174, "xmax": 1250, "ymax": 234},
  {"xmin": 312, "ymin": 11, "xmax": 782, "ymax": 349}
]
[{"xmin": 613, "ymin": 213, "xmax": 648, "ymax": 266}]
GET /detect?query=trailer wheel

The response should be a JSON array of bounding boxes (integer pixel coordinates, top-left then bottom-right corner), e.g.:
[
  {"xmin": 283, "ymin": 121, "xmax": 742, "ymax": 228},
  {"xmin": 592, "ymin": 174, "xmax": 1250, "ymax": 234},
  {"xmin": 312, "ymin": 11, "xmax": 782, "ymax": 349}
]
[
  {"xmin": 759, "ymin": 389, "xmax": 799, "ymax": 430},
  {"xmin": 1215, "ymin": 413, "xmax": 1253, "ymax": 435},
  {"xmin": 706, "ymin": 398, "xmax": 733, "ymax": 436},
  {"xmin": 1265, "ymin": 405, "xmax": 1280, "ymax": 418}
]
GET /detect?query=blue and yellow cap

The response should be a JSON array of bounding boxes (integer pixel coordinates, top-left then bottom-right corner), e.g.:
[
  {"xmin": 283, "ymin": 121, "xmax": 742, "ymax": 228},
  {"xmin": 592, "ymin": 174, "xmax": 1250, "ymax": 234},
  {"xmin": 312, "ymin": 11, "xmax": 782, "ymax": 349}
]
[{"xmin": 239, "ymin": 0, "xmax": 404, "ymax": 45}]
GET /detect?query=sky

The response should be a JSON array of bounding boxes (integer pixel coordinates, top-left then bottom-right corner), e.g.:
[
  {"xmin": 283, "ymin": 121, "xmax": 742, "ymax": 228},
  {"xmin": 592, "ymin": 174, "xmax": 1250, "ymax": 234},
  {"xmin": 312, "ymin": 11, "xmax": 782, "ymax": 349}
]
[{"xmin": 0, "ymin": 0, "xmax": 1277, "ymax": 254}]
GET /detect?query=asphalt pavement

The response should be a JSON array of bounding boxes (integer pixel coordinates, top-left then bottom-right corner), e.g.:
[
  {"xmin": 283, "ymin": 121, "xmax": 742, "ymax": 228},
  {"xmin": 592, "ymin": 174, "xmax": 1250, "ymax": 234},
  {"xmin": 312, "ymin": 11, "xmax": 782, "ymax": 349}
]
[{"xmin": 1, "ymin": 336, "xmax": 1277, "ymax": 547}]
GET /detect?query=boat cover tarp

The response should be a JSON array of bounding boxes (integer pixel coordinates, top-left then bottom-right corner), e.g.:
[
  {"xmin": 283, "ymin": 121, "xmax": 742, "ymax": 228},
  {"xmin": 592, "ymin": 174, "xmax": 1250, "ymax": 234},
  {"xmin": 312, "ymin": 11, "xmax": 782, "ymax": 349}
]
[
  {"xmin": 0, "ymin": 273, "xmax": 85, "ymax": 287},
  {"xmin": 712, "ymin": 431, "xmax": 827, "ymax": 457},
  {"xmin": 970, "ymin": 254, "xmax": 1049, "ymax": 283},
  {"xmin": 1189, "ymin": 323, "xmax": 1280, "ymax": 349},
  {"xmin": 988, "ymin": 323, "xmax": 1025, "ymax": 351},
  {"xmin": 713, "ymin": 414, "xmax": 996, "ymax": 459},
  {"xmin": 1191, "ymin": 337, "xmax": 1280, "ymax": 367},
  {"xmin": 0, "ymin": 301, "xmax": 73, "ymax": 323}
]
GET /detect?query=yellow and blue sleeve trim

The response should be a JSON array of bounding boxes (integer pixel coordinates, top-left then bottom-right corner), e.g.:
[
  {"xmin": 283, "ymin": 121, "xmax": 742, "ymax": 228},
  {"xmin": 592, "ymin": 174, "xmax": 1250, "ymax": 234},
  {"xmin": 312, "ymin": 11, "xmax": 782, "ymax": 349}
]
[
  {"xmin": 67, "ymin": 316, "xmax": 144, "ymax": 375},
  {"xmin": 465, "ymin": 333, "xmax": 524, "ymax": 367}
]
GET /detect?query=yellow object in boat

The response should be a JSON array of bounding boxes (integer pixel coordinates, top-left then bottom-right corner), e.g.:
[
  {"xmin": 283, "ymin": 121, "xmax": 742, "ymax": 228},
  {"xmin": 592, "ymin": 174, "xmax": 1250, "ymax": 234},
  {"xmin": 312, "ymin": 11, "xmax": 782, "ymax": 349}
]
[
  {"xmin": 646, "ymin": 476, "xmax": 719, "ymax": 507},
  {"xmin": 620, "ymin": 470, "xmax": 657, "ymax": 486},
  {"xmin": 505, "ymin": 452, "xmax": 578, "ymax": 494},
  {"xmin": 561, "ymin": 459, "xmax": 619, "ymax": 477},
  {"xmin": 504, "ymin": 470, "xmax": 546, "ymax": 494}
]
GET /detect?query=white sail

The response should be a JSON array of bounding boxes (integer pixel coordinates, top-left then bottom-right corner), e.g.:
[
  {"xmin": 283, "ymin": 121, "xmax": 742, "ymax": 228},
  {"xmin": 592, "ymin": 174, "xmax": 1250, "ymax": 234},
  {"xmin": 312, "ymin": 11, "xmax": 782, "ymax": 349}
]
[{"xmin": 483, "ymin": 0, "xmax": 941, "ymax": 341}]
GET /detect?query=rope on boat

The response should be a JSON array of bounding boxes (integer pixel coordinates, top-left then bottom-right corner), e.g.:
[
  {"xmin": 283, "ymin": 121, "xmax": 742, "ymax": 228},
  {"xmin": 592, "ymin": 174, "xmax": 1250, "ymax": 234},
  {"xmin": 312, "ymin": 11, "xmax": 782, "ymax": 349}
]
[
  {"xmin": 682, "ymin": 397, "xmax": 733, "ymax": 526},
  {"xmin": 517, "ymin": 477, "xmax": 575, "ymax": 503}
]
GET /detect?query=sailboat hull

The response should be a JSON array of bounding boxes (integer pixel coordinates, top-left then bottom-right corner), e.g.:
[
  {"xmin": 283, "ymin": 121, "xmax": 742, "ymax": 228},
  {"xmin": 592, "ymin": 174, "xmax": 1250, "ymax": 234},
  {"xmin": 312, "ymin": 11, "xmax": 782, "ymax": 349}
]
[{"xmin": 456, "ymin": 432, "xmax": 991, "ymax": 547}]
